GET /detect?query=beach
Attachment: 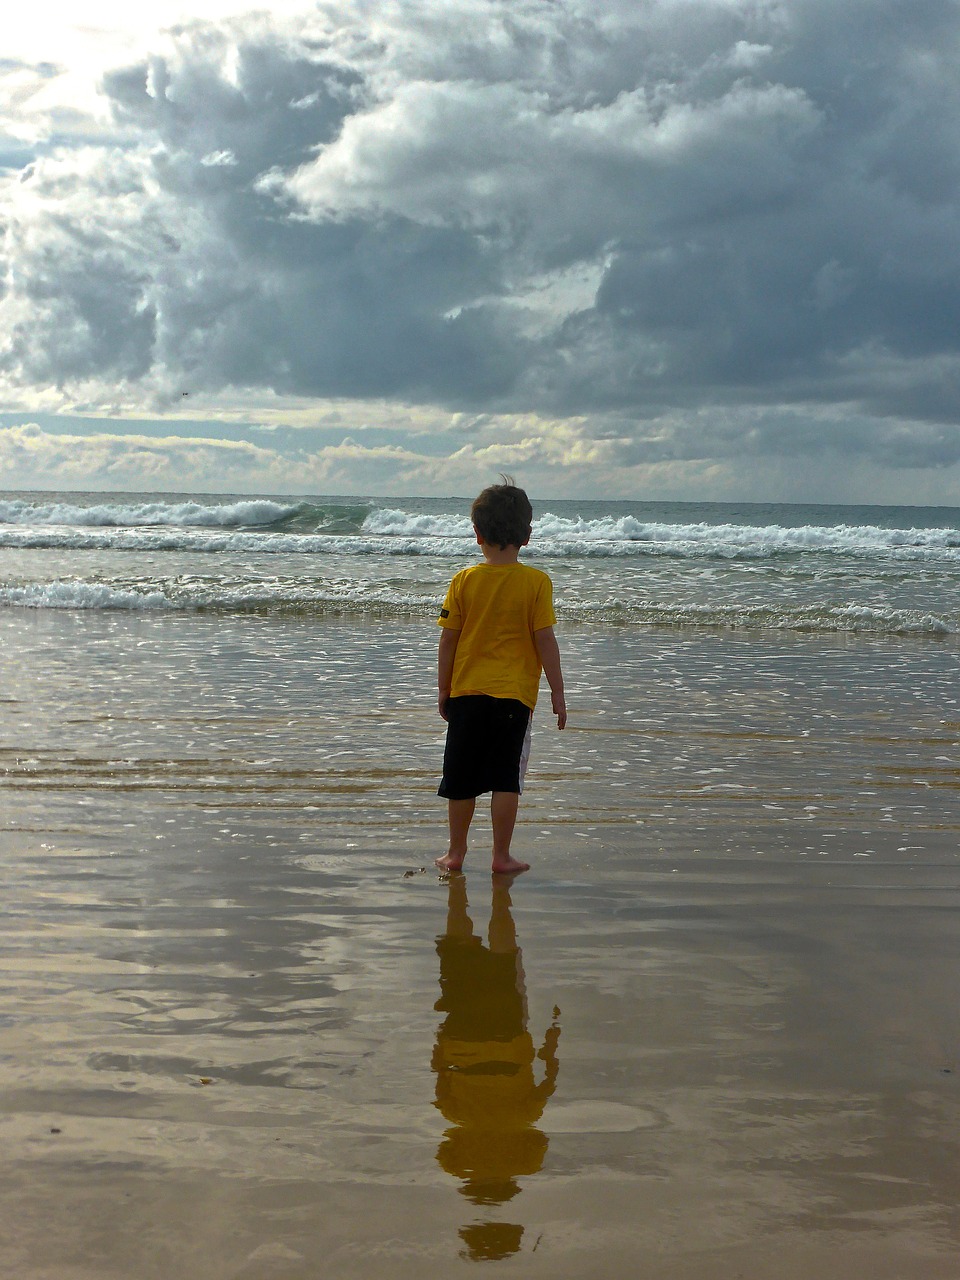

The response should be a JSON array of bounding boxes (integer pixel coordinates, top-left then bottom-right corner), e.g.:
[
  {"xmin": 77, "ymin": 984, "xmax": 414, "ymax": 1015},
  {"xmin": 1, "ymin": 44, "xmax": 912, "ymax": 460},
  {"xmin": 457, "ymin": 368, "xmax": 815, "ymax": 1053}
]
[
  {"xmin": 5, "ymin": 0, "xmax": 960, "ymax": 1261},
  {"xmin": 2, "ymin": 601, "xmax": 960, "ymax": 1278}
]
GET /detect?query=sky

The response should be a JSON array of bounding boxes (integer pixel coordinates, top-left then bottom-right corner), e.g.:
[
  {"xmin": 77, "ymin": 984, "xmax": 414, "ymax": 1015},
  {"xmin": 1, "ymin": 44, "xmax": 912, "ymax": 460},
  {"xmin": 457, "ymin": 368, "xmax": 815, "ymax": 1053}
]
[{"xmin": 2, "ymin": 0, "xmax": 960, "ymax": 502}]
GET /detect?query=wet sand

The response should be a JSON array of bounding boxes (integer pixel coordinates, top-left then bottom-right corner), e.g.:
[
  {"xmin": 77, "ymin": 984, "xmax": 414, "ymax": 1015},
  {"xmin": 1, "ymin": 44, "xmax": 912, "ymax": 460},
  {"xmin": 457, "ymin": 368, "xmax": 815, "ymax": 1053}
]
[{"xmin": 1, "ymin": 611, "xmax": 959, "ymax": 1276}]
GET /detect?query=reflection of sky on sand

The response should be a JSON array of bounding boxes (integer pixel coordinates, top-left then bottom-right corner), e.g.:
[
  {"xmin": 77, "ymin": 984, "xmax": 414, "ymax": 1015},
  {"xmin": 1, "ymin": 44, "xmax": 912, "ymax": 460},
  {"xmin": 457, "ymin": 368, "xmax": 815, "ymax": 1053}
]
[
  {"xmin": 2, "ymin": 826, "xmax": 960, "ymax": 1275},
  {"xmin": 432, "ymin": 875, "xmax": 560, "ymax": 1260},
  {"xmin": 2, "ymin": 610, "xmax": 960, "ymax": 1275}
]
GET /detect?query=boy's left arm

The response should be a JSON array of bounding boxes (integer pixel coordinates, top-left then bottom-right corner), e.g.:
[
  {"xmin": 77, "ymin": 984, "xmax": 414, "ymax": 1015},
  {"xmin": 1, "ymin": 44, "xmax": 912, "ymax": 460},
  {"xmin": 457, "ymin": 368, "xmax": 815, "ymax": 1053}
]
[{"xmin": 534, "ymin": 626, "xmax": 567, "ymax": 729}]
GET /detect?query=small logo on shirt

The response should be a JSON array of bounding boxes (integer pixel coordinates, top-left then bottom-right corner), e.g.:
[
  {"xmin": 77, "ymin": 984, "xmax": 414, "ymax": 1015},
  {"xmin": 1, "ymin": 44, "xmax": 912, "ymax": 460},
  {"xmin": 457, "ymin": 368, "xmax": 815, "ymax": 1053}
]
[{"xmin": 439, "ymin": 608, "xmax": 450, "ymax": 618}]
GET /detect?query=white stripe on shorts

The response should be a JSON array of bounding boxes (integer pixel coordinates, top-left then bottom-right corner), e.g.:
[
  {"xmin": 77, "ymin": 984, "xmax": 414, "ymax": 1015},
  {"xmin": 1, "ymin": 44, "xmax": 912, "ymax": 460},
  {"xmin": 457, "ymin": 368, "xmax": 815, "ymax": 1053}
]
[{"xmin": 518, "ymin": 712, "xmax": 532, "ymax": 794}]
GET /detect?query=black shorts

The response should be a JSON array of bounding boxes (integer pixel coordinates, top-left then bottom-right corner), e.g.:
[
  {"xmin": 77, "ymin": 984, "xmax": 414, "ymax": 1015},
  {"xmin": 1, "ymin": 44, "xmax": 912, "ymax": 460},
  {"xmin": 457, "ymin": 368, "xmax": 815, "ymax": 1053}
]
[{"xmin": 438, "ymin": 695, "xmax": 532, "ymax": 800}]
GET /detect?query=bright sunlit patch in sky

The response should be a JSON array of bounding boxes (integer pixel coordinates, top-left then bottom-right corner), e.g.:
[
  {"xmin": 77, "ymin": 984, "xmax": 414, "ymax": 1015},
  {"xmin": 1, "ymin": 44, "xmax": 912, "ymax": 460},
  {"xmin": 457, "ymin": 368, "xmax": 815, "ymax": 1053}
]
[{"xmin": 7, "ymin": 1, "xmax": 310, "ymax": 62}]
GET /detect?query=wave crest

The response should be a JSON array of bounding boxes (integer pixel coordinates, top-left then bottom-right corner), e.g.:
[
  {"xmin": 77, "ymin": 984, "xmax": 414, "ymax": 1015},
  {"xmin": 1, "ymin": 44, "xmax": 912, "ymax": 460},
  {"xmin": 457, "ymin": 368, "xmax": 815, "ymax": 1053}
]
[
  {"xmin": 0, "ymin": 497, "xmax": 305, "ymax": 529},
  {"xmin": 0, "ymin": 581, "xmax": 169, "ymax": 610},
  {"xmin": 0, "ymin": 578, "xmax": 951, "ymax": 634},
  {"xmin": 2, "ymin": 497, "xmax": 958, "ymax": 559}
]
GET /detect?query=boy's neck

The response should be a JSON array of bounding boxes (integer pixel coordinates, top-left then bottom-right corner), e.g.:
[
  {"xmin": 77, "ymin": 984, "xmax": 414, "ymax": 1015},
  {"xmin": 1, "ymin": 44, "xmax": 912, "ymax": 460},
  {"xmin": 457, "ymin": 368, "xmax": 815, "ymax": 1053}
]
[{"xmin": 479, "ymin": 540, "xmax": 522, "ymax": 565}]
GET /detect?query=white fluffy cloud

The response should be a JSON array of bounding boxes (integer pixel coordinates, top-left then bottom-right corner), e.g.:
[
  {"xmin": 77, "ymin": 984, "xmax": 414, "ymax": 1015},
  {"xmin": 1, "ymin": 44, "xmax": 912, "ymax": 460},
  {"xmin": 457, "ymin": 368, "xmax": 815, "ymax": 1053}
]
[{"xmin": 3, "ymin": 0, "xmax": 960, "ymax": 498}]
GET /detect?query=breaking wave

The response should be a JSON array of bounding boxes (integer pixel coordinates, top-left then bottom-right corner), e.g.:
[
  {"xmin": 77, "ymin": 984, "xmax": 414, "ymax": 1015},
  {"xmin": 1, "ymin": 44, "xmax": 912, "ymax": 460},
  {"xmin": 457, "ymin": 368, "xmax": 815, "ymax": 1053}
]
[
  {"xmin": 0, "ymin": 497, "xmax": 373, "ymax": 534},
  {"xmin": 0, "ymin": 497, "xmax": 958, "ymax": 560},
  {"xmin": 0, "ymin": 578, "xmax": 951, "ymax": 634},
  {"xmin": 0, "ymin": 581, "xmax": 169, "ymax": 610}
]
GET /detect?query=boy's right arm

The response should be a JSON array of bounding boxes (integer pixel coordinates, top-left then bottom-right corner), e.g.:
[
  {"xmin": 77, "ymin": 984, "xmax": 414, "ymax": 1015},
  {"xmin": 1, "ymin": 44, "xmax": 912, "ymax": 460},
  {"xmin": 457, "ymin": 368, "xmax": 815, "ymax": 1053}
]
[
  {"xmin": 438, "ymin": 627, "xmax": 461, "ymax": 721},
  {"xmin": 534, "ymin": 626, "xmax": 567, "ymax": 729}
]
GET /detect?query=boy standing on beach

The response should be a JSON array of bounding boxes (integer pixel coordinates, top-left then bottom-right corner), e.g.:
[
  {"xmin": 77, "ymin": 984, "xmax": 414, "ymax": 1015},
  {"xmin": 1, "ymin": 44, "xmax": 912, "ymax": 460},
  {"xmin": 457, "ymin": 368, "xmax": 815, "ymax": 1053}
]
[{"xmin": 436, "ymin": 479, "xmax": 566, "ymax": 876}]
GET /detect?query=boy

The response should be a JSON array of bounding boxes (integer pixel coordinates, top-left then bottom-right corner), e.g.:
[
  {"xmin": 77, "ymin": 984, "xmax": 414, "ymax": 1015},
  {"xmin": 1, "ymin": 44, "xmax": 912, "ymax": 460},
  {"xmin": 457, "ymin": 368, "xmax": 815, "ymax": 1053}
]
[{"xmin": 436, "ymin": 479, "xmax": 566, "ymax": 875}]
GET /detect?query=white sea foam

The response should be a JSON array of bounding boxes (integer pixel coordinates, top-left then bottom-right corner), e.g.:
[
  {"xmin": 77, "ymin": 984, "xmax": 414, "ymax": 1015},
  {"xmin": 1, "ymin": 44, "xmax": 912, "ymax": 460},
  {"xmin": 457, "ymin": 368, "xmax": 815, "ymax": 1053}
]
[
  {"xmin": 538, "ymin": 513, "xmax": 960, "ymax": 552},
  {"xmin": 361, "ymin": 508, "xmax": 473, "ymax": 538},
  {"xmin": 362, "ymin": 509, "xmax": 960, "ymax": 558},
  {"xmin": 0, "ymin": 498, "xmax": 301, "ymax": 529},
  {"xmin": 0, "ymin": 582, "xmax": 169, "ymax": 610},
  {"xmin": 0, "ymin": 527, "xmax": 476, "ymax": 556},
  {"xmin": 1, "ymin": 516, "xmax": 959, "ymax": 561},
  {"xmin": 0, "ymin": 575, "xmax": 951, "ymax": 634}
]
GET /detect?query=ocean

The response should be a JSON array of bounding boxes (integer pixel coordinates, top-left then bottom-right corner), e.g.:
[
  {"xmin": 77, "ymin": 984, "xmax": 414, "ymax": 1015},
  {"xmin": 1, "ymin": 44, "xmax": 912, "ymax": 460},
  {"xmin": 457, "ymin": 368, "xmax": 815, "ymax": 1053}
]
[
  {"xmin": 3, "ymin": 490, "xmax": 960, "ymax": 1274},
  {"xmin": 1, "ymin": 490, "xmax": 959, "ymax": 634},
  {"xmin": 4, "ymin": 487, "xmax": 959, "ymax": 856}
]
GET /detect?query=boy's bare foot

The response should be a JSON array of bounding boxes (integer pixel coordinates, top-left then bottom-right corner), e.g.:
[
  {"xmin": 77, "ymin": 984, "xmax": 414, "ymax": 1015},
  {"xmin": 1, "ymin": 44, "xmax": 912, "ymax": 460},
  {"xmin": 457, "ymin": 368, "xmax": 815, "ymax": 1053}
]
[
  {"xmin": 435, "ymin": 853, "xmax": 465, "ymax": 871},
  {"xmin": 491, "ymin": 856, "xmax": 530, "ymax": 875}
]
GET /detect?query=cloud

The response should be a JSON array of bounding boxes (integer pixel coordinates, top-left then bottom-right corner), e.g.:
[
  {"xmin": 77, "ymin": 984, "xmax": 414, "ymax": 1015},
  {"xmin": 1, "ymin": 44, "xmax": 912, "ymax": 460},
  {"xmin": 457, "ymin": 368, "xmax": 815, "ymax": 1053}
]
[
  {"xmin": 0, "ymin": 420, "xmax": 283, "ymax": 490},
  {"xmin": 0, "ymin": 415, "xmax": 613, "ymax": 494},
  {"xmin": 7, "ymin": 403, "xmax": 960, "ymax": 504},
  {"xmin": 2, "ymin": 0, "xmax": 960, "ymax": 497},
  {"xmin": 0, "ymin": 417, "xmax": 586, "ymax": 494}
]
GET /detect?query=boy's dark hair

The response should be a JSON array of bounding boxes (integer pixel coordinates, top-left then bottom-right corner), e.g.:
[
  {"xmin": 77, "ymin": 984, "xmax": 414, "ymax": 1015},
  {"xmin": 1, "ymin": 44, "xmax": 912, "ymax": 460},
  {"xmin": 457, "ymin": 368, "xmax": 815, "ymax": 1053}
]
[{"xmin": 471, "ymin": 475, "xmax": 533, "ymax": 549}]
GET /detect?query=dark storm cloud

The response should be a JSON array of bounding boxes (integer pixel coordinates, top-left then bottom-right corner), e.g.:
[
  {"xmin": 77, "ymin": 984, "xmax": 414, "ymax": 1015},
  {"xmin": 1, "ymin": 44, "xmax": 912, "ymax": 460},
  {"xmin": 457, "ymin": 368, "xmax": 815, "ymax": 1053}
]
[
  {"xmin": 1, "ymin": 22, "xmax": 524, "ymax": 404},
  {"xmin": 2, "ymin": 0, "xmax": 960, "ymax": 473}
]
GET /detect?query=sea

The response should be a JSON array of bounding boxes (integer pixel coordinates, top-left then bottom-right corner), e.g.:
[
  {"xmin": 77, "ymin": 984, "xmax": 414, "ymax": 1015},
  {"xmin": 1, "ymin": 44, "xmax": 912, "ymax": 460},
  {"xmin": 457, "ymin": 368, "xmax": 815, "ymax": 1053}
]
[
  {"xmin": 1, "ymin": 489, "xmax": 958, "ymax": 633},
  {"xmin": 3, "ymin": 487, "xmax": 960, "ymax": 855}
]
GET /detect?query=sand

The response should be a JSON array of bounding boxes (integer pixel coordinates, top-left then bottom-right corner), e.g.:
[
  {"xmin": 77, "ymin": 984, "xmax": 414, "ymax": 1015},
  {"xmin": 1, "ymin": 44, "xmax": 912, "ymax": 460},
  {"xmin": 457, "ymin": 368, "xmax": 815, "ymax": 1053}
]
[{"xmin": 1, "ymin": 611, "xmax": 959, "ymax": 1277}]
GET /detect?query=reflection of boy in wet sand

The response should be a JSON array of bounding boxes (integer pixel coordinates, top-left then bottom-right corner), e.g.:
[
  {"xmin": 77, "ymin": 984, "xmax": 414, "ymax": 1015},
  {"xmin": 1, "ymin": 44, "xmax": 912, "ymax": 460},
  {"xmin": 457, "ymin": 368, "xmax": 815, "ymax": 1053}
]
[
  {"xmin": 432, "ymin": 874, "xmax": 560, "ymax": 1244},
  {"xmin": 436, "ymin": 479, "xmax": 566, "ymax": 875}
]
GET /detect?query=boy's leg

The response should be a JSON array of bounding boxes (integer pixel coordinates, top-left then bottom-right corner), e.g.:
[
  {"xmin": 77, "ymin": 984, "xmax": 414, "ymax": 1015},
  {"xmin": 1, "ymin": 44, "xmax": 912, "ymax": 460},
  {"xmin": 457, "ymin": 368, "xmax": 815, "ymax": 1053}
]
[
  {"xmin": 488, "ymin": 880, "xmax": 518, "ymax": 952},
  {"xmin": 436, "ymin": 797, "xmax": 475, "ymax": 871},
  {"xmin": 490, "ymin": 791, "xmax": 529, "ymax": 875}
]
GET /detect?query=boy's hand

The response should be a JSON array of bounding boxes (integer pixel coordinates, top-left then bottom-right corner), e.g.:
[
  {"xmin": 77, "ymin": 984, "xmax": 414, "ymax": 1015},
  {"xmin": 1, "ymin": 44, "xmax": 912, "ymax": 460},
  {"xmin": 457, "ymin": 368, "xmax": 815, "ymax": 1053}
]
[
  {"xmin": 439, "ymin": 692, "xmax": 451, "ymax": 721},
  {"xmin": 552, "ymin": 691, "xmax": 567, "ymax": 729}
]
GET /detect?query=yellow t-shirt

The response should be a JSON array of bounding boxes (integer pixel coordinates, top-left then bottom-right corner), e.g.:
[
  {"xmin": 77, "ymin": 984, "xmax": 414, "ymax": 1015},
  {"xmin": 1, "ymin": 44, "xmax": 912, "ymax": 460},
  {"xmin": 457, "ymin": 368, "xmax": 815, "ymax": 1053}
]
[{"xmin": 438, "ymin": 563, "xmax": 556, "ymax": 710}]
